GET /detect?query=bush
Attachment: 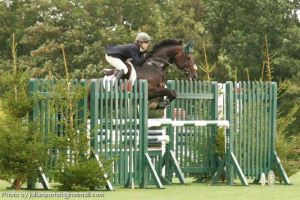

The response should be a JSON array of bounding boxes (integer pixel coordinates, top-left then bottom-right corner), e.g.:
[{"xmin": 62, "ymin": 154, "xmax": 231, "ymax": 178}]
[
  {"xmin": 276, "ymin": 133, "xmax": 300, "ymax": 176},
  {"xmin": 0, "ymin": 114, "xmax": 48, "ymax": 188},
  {"xmin": 40, "ymin": 77, "xmax": 112, "ymax": 191},
  {"xmin": 55, "ymin": 159, "xmax": 111, "ymax": 190},
  {"xmin": 276, "ymin": 104, "xmax": 300, "ymax": 176},
  {"xmin": 0, "ymin": 69, "xmax": 47, "ymax": 188}
]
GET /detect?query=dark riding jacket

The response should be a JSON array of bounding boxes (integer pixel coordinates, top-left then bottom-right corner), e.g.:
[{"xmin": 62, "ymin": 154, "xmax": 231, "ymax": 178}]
[{"xmin": 106, "ymin": 43, "xmax": 147, "ymax": 66}]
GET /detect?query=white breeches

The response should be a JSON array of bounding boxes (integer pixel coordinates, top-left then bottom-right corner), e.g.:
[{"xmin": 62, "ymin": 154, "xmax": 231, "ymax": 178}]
[{"xmin": 105, "ymin": 54, "xmax": 128, "ymax": 74}]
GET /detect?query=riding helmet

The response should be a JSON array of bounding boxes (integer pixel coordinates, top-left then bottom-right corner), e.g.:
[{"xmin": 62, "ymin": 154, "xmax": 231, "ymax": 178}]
[{"xmin": 135, "ymin": 32, "xmax": 151, "ymax": 42}]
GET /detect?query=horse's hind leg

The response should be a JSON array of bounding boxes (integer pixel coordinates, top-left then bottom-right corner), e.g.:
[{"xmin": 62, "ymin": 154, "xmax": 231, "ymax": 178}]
[{"xmin": 167, "ymin": 89, "xmax": 177, "ymax": 102}]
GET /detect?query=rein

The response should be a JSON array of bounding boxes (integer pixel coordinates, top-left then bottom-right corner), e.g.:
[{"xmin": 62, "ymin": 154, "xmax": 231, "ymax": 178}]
[{"xmin": 148, "ymin": 56, "xmax": 174, "ymax": 69}]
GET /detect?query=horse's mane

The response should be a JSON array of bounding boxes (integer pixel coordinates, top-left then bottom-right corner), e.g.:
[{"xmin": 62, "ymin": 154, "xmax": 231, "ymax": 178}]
[{"xmin": 149, "ymin": 39, "xmax": 182, "ymax": 56}]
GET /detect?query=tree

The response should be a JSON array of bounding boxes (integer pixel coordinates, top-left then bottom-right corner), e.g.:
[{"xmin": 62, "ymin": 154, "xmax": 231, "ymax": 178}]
[{"xmin": 202, "ymin": 0, "xmax": 300, "ymax": 81}]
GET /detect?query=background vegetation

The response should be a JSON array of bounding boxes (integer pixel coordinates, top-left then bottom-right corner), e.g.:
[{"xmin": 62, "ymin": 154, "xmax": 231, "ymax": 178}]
[{"xmin": 0, "ymin": 0, "xmax": 299, "ymax": 177}]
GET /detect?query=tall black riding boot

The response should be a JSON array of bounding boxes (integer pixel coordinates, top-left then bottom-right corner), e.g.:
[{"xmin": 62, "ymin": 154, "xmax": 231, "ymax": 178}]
[{"xmin": 115, "ymin": 69, "xmax": 125, "ymax": 82}]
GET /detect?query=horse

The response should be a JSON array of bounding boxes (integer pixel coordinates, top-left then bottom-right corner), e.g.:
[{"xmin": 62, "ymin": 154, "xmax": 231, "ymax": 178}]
[{"xmin": 103, "ymin": 39, "xmax": 197, "ymax": 109}]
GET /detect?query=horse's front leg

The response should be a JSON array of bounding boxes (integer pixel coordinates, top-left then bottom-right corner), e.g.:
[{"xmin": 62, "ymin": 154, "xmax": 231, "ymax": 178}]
[{"xmin": 148, "ymin": 87, "xmax": 177, "ymax": 109}]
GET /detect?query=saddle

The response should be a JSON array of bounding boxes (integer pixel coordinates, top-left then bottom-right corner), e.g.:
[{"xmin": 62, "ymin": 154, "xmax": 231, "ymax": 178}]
[
  {"xmin": 103, "ymin": 61, "xmax": 133, "ymax": 80},
  {"xmin": 103, "ymin": 62, "xmax": 135, "ymax": 92}
]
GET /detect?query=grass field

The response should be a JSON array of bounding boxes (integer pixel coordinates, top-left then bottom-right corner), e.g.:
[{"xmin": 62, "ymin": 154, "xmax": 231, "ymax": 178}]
[{"xmin": 0, "ymin": 173, "xmax": 299, "ymax": 200}]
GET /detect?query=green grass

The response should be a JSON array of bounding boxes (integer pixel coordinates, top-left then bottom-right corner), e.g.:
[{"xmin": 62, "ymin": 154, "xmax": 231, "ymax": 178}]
[{"xmin": 1, "ymin": 173, "xmax": 300, "ymax": 200}]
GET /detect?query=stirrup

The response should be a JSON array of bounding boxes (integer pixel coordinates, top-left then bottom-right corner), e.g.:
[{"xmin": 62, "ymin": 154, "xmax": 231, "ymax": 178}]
[{"xmin": 115, "ymin": 69, "xmax": 125, "ymax": 81}]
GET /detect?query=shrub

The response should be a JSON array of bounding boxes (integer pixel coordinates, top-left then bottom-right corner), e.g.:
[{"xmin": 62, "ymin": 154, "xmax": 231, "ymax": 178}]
[
  {"xmin": 55, "ymin": 159, "xmax": 111, "ymax": 190},
  {"xmin": 276, "ymin": 103, "xmax": 300, "ymax": 176},
  {"xmin": 0, "ymin": 97, "xmax": 47, "ymax": 189}
]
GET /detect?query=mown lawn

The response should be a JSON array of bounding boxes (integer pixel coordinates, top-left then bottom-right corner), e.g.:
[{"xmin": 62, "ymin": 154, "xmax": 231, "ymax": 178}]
[{"xmin": 0, "ymin": 173, "xmax": 299, "ymax": 200}]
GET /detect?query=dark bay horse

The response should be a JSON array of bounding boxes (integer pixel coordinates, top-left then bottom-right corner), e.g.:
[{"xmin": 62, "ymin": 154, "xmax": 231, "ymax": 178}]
[{"xmin": 128, "ymin": 39, "xmax": 198, "ymax": 109}]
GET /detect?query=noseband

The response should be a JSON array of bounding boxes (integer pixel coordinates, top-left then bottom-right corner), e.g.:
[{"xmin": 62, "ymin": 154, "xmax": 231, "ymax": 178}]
[{"xmin": 176, "ymin": 51, "xmax": 194, "ymax": 75}]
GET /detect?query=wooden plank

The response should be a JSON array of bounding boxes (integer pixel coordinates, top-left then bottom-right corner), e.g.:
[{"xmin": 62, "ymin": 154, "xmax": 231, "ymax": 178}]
[
  {"xmin": 267, "ymin": 82, "xmax": 273, "ymax": 172},
  {"xmin": 254, "ymin": 82, "xmax": 258, "ymax": 177},
  {"xmin": 181, "ymin": 167, "xmax": 213, "ymax": 173},
  {"xmin": 170, "ymin": 151, "xmax": 185, "ymax": 184},
  {"xmin": 122, "ymin": 81, "xmax": 128, "ymax": 185},
  {"xmin": 133, "ymin": 83, "xmax": 139, "ymax": 184},
  {"xmin": 225, "ymin": 81, "xmax": 234, "ymax": 185},
  {"xmin": 273, "ymin": 151, "xmax": 291, "ymax": 185},
  {"xmin": 94, "ymin": 154, "xmax": 114, "ymax": 191},
  {"xmin": 230, "ymin": 152, "xmax": 248, "ymax": 186},
  {"xmin": 211, "ymin": 157, "xmax": 226, "ymax": 185},
  {"xmin": 176, "ymin": 93, "xmax": 214, "ymax": 100},
  {"xmin": 247, "ymin": 81, "xmax": 251, "ymax": 178},
  {"xmin": 242, "ymin": 81, "xmax": 247, "ymax": 175},
  {"xmin": 263, "ymin": 83, "xmax": 268, "ymax": 173},
  {"xmin": 98, "ymin": 80, "xmax": 104, "ymax": 154},
  {"xmin": 259, "ymin": 82, "xmax": 263, "ymax": 175},
  {"xmin": 139, "ymin": 80, "xmax": 148, "ymax": 188},
  {"xmin": 145, "ymin": 153, "xmax": 163, "ymax": 188},
  {"xmin": 270, "ymin": 83, "xmax": 277, "ymax": 171},
  {"xmin": 38, "ymin": 167, "xmax": 50, "ymax": 190}
]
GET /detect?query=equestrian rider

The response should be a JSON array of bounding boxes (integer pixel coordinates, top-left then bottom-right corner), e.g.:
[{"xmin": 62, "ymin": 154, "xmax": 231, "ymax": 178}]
[{"xmin": 105, "ymin": 32, "xmax": 151, "ymax": 81}]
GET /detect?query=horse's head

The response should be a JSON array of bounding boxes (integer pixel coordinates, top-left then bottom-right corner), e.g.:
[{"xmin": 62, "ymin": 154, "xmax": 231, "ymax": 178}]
[
  {"xmin": 148, "ymin": 39, "xmax": 197, "ymax": 80},
  {"xmin": 173, "ymin": 42, "xmax": 197, "ymax": 80}
]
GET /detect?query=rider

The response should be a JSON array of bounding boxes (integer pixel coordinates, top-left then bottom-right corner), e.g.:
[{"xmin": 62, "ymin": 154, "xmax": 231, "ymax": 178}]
[{"xmin": 105, "ymin": 32, "xmax": 151, "ymax": 81}]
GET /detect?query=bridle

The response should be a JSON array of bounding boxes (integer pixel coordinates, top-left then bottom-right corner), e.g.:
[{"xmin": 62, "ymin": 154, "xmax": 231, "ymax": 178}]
[
  {"xmin": 148, "ymin": 56, "xmax": 174, "ymax": 68},
  {"xmin": 176, "ymin": 51, "xmax": 196, "ymax": 77},
  {"xmin": 147, "ymin": 45, "xmax": 197, "ymax": 78}
]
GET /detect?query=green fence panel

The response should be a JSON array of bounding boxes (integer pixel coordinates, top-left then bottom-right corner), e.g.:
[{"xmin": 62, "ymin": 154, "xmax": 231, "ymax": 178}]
[
  {"xmin": 222, "ymin": 81, "xmax": 290, "ymax": 185},
  {"xmin": 30, "ymin": 79, "xmax": 289, "ymax": 187},
  {"xmin": 165, "ymin": 80, "xmax": 219, "ymax": 180},
  {"xmin": 90, "ymin": 79, "xmax": 148, "ymax": 187}
]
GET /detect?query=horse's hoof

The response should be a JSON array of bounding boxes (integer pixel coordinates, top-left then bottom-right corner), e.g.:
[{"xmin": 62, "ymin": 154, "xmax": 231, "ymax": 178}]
[
  {"xmin": 156, "ymin": 102, "xmax": 166, "ymax": 109},
  {"xmin": 164, "ymin": 99, "xmax": 170, "ymax": 105},
  {"xmin": 172, "ymin": 90, "xmax": 177, "ymax": 98}
]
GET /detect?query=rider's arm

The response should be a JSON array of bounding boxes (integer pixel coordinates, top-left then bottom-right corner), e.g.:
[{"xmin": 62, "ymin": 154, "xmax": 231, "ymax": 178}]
[{"xmin": 129, "ymin": 46, "xmax": 147, "ymax": 66}]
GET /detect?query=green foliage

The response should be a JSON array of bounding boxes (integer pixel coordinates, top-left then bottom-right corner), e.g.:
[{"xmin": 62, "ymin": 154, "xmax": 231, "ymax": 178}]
[
  {"xmin": 0, "ymin": 116, "xmax": 47, "ymax": 183},
  {"xmin": 261, "ymin": 37, "xmax": 300, "ymax": 176},
  {"xmin": 55, "ymin": 158, "xmax": 111, "ymax": 191},
  {"xmin": 37, "ymin": 66, "xmax": 111, "ymax": 189},
  {"xmin": 277, "ymin": 80, "xmax": 300, "ymax": 136},
  {"xmin": 0, "ymin": 0, "xmax": 299, "ymax": 82},
  {"xmin": 276, "ymin": 132, "xmax": 300, "ymax": 176},
  {"xmin": 215, "ymin": 128, "xmax": 225, "ymax": 157},
  {"xmin": 276, "ymin": 102, "xmax": 300, "ymax": 176},
  {"xmin": 0, "ymin": 71, "xmax": 33, "ymax": 118},
  {"xmin": 203, "ymin": 0, "xmax": 300, "ymax": 82},
  {"xmin": 41, "ymin": 78, "xmax": 89, "ymax": 163},
  {"xmin": 0, "ymin": 0, "xmax": 208, "ymax": 80},
  {"xmin": 0, "ymin": 34, "xmax": 47, "ymax": 186}
]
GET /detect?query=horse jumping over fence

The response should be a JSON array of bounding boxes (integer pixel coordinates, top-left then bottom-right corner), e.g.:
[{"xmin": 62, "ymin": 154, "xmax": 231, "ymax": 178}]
[{"xmin": 104, "ymin": 39, "xmax": 198, "ymax": 109}]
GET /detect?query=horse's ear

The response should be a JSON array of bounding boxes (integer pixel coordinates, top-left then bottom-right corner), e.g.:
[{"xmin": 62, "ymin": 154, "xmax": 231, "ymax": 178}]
[{"xmin": 184, "ymin": 42, "xmax": 193, "ymax": 54}]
